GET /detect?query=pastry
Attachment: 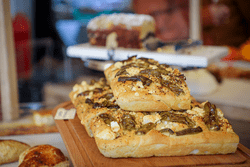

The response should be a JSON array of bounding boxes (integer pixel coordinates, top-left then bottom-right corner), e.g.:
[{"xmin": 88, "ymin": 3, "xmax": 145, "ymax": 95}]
[
  {"xmin": 0, "ymin": 140, "xmax": 30, "ymax": 165},
  {"xmin": 18, "ymin": 145, "xmax": 69, "ymax": 167},
  {"xmin": 87, "ymin": 13, "xmax": 155, "ymax": 49}
]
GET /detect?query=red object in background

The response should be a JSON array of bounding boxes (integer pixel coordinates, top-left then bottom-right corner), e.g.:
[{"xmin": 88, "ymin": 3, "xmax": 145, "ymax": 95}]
[
  {"xmin": 12, "ymin": 13, "xmax": 32, "ymax": 79},
  {"xmin": 0, "ymin": 93, "xmax": 2, "ymax": 121}
]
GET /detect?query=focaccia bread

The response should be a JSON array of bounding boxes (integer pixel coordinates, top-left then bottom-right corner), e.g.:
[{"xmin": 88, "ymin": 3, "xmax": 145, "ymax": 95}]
[
  {"xmin": 18, "ymin": 145, "xmax": 69, "ymax": 167},
  {"xmin": 104, "ymin": 56, "xmax": 191, "ymax": 112},
  {"xmin": 0, "ymin": 140, "xmax": 30, "ymax": 165},
  {"xmin": 87, "ymin": 13, "xmax": 155, "ymax": 49},
  {"xmin": 69, "ymin": 78, "xmax": 115, "ymax": 137},
  {"xmin": 70, "ymin": 79, "xmax": 239, "ymax": 158}
]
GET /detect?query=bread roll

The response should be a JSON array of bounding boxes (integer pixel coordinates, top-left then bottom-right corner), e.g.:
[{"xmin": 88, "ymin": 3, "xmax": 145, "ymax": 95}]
[
  {"xmin": 18, "ymin": 144, "xmax": 69, "ymax": 167},
  {"xmin": 0, "ymin": 140, "xmax": 30, "ymax": 165}
]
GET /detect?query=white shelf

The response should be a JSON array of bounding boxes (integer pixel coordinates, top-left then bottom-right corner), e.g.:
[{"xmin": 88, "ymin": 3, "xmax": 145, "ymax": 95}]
[{"xmin": 66, "ymin": 43, "xmax": 229, "ymax": 67}]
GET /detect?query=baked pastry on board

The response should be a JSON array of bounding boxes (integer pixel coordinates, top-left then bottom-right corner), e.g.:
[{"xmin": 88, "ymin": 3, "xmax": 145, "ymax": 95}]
[
  {"xmin": 70, "ymin": 77, "xmax": 239, "ymax": 158},
  {"xmin": 104, "ymin": 56, "xmax": 191, "ymax": 111},
  {"xmin": 0, "ymin": 140, "xmax": 30, "ymax": 165},
  {"xmin": 18, "ymin": 145, "xmax": 70, "ymax": 167}
]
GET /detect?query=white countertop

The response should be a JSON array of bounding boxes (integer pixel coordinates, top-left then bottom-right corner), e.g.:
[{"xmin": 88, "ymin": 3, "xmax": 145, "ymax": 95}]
[
  {"xmin": 0, "ymin": 133, "xmax": 72, "ymax": 167},
  {"xmin": 192, "ymin": 78, "xmax": 250, "ymax": 121},
  {"xmin": 193, "ymin": 78, "xmax": 250, "ymax": 109}
]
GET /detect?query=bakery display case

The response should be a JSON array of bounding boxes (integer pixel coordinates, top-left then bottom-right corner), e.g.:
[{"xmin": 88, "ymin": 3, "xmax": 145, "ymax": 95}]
[{"xmin": 1, "ymin": 0, "xmax": 250, "ymax": 166}]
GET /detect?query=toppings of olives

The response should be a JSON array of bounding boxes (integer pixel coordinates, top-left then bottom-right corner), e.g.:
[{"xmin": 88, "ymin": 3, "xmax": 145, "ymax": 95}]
[
  {"xmin": 139, "ymin": 69, "xmax": 161, "ymax": 77},
  {"xmin": 107, "ymin": 104, "xmax": 120, "ymax": 109},
  {"xmin": 118, "ymin": 75, "xmax": 152, "ymax": 86},
  {"xmin": 99, "ymin": 93, "xmax": 114, "ymax": 100},
  {"xmin": 142, "ymin": 112, "xmax": 151, "ymax": 115},
  {"xmin": 77, "ymin": 90, "xmax": 91, "ymax": 97},
  {"xmin": 136, "ymin": 123, "xmax": 156, "ymax": 135},
  {"xmin": 175, "ymin": 126, "xmax": 203, "ymax": 136},
  {"xmin": 115, "ymin": 56, "xmax": 186, "ymax": 96},
  {"xmin": 204, "ymin": 102, "xmax": 220, "ymax": 131},
  {"xmin": 93, "ymin": 88, "xmax": 103, "ymax": 94},
  {"xmin": 159, "ymin": 128, "xmax": 174, "ymax": 135},
  {"xmin": 161, "ymin": 80, "xmax": 184, "ymax": 96},
  {"xmin": 115, "ymin": 69, "xmax": 129, "ymax": 77},
  {"xmin": 121, "ymin": 114, "xmax": 136, "ymax": 131},
  {"xmin": 93, "ymin": 100, "xmax": 120, "ymax": 109},
  {"xmin": 85, "ymin": 98, "xmax": 94, "ymax": 104},
  {"xmin": 99, "ymin": 113, "xmax": 116, "ymax": 125},
  {"xmin": 159, "ymin": 111, "xmax": 195, "ymax": 127}
]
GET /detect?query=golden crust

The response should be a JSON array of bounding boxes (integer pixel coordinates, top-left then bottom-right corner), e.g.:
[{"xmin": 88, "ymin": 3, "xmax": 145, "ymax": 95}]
[
  {"xmin": 18, "ymin": 145, "xmax": 69, "ymax": 167},
  {"xmin": 0, "ymin": 140, "xmax": 30, "ymax": 165},
  {"xmin": 90, "ymin": 106, "xmax": 239, "ymax": 158},
  {"xmin": 95, "ymin": 130, "xmax": 238, "ymax": 158}
]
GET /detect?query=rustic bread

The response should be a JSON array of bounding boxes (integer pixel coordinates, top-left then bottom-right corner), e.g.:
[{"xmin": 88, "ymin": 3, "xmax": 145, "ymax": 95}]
[
  {"xmin": 90, "ymin": 102, "xmax": 239, "ymax": 158},
  {"xmin": 69, "ymin": 78, "xmax": 116, "ymax": 137},
  {"xmin": 87, "ymin": 13, "xmax": 155, "ymax": 49},
  {"xmin": 18, "ymin": 145, "xmax": 69, "ymax": 167},
  {"xmin": 0, "ymin": 140, "xmax": 30, "ymax": 165},
  {"xmin": 70, "ymin": 78, "xmax": 239, "ymax": 158},
  {"xmin": 104, "ymin": 56, "xmax": 191, "ymax": 112}
]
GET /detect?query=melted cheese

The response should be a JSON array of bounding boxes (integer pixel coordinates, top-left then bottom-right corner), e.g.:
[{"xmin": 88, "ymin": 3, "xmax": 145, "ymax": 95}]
[
  {"xmin": 111, "ymin": 121, "xmax": 120, "ymax": 132},
  {"xmin": 187, "ymin": 107, "xmax": 205, "ymax": 117},
  {"xmin": 96, "ymin": 128, "xmax": 116, "ymax": 140},
  {"xmin": 156, "ymin": 121, "xmax": 188, "ymax": 132},
  {"xmin": 126, "ymin": 67, "xmax": 140, "ymax": 76},
  {"xmin": 142, "ymin": 114, "xmax": 161, "ymax": 124}
]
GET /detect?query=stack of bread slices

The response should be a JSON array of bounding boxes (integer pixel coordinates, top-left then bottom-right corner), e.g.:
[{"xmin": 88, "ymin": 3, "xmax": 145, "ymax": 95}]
[{"xmin": 69, "ymin": 56, "xmax": 239, "ymax": 158}]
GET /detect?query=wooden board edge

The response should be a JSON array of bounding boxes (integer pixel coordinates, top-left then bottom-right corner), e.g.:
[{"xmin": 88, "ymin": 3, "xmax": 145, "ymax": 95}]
[
  {"xmin": 52, "ymin": 101, "xmax": 93, "ymax": 167},
  {"xmin": 53, "ymin": 101, "xmax": 250, "ymax": 167},
  {"xmin": 238, "ymin": 143, "xmax": 250, "ymax": 157}
]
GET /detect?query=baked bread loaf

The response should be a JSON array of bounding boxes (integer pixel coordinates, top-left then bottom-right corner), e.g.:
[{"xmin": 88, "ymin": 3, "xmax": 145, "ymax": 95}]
[
  {"xmin": 18, "ymin": 145, "xmax": 69, "ymax": 167},
  {"xmin": 87, "ymin": 13, "xmax": 155, "ymax": 49},
  {"xmin": 70, "ymin": 78, "xmax": 239, "ymax": 158},
  {"xmin": 0, "ymin": 140, "xmax": 30, "ymax": 165},
  {"xmin": 69, "ymin": 78, "xmax": 115, "ymax": 137},
  {"xmin": 104, "ymin": 56, "xmax": 191, "ymax": 111}
]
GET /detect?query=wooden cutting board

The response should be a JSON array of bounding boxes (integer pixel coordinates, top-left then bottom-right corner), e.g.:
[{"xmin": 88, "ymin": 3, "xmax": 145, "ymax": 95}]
[{"xmin": 52, "ymin": 101, "xmax": 250, "ymax": 167}]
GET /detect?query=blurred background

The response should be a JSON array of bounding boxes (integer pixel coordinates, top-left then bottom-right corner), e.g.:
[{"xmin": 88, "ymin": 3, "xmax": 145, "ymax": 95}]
[{"xmin": 0, "ymin": 0, "xmax": 249, "ymax": 148}]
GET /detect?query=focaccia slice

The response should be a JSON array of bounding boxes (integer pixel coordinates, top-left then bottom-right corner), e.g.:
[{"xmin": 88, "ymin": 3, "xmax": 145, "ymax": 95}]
[
  {"xmin": 69, "ymin": 78, "xmax": 119, "ymax": 137},
  {"xmin": 104, "ymin": 56, "xmax": 191, "ymax": 112},
  {"xmin": 90, "ymin": 101, "xmax": 239, "ymax": 158}
]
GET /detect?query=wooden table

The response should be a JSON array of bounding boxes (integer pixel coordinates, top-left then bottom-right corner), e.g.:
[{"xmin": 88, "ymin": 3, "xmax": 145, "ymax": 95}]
[{"xmin": 53, "ymin": 101, "xmax": 250, "ymax": 167}]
